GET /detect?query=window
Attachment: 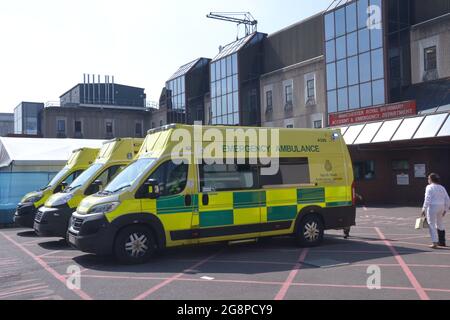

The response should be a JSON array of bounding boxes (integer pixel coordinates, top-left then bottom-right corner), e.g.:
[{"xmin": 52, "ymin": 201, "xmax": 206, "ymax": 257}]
[
  {"xmin": 146, "ymin": 161, "xmax": 188, "ymax": 196},
  {"xmin": 200, "ymin": 162, "xmax": 257, "ymax": 192},
  {"xmin": 286, "ymin": 124, "xmax": 294, "ymax": 129},
  {"xmin": 210, "ymin": 53, "xmax": 239, "ymax": 126},
  {"xmin": 392, "ymin": 160, "xmax": 409, "ymax": 171},
  {"xmin": 284, "ymin": 84, "xmax": 293, "ymax": 104},
  {"xmin": 160, "ymin": 120, "xmax": 163, "ymax": 127},
  {"xmin": 74, "ymin": 120, "xmax": 82, "ymax": 133},
  {"xmin": 260, "ymin": 158, "xmax": 310, "ymax": 186},
  {"xmin": 324, "ymin": 0, "xmax": 385, "ymax": 112},
  {"xmin": 354, "ymin": 160, "xmax": 375, "ymax": 181},
  {"xmin": 57, "ymin": 119, "xmax": 66, "ymax": 134},
  {"xmin": 424, "ymin": 46, "xmax": 437, "ymax": 71},
  {"xmin": 307, "ymin": 79, "xmax": 315, "ymax": 99},
  {"xmin": 135, "ymin": 122, "xmax": 143, "ymax": 137},
  {"xmin": 314, "ymin": 120, "xmax": 323, "ymax": 129},
  {"xmin": 266, "ymin": 90, "xmax": 273, "ymax": 112},
  {"xmin": 54, "ymin": 170, "xmax": 83, "ymax": 193},
  {"xmin": 63, "ymin": 170, "xmax": 83, "ymax": 186},
  {"xmin": 92, "ymin": 165, "xmax": 125, "ymax": 191},
  {"xmin": 105, "ymin": 120, "xmax": 113, "ymax": 135}
]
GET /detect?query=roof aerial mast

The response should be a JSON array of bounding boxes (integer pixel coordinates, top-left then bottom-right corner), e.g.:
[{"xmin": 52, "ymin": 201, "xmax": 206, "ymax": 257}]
[{"xmin": 206, "ymin": 12, "xmax": 258, "ymax": 40}]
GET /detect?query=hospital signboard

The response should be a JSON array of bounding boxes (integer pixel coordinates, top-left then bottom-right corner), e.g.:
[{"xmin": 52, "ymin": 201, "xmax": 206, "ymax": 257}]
[{"xmin": 329, "ymin": 101, "xmax": 417, "ymax": 127}]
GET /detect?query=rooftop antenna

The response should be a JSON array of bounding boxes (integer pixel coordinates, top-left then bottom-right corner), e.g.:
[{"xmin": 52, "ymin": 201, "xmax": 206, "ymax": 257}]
[{"xmin": 206, "ymin": 12, "xmax": 258, "ymax": 40}]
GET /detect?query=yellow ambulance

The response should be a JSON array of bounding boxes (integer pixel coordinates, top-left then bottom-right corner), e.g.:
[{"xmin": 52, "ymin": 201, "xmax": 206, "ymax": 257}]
[
  {"xmin": 34, "ymin": 138, "xmax": 143, "ymax": 238},
  {"xmin": 14, "ymin": 148, "xmax": 99, "ymax": 229},
  {"xmin": 68, "ymin": 125, "xmax": 355, "ymax": 264}
]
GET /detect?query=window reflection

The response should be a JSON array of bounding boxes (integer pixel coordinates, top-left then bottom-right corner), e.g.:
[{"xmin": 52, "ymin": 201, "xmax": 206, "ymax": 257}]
[
  {"xmin": 335, "ymin": 7, "xmax": 346, "ymax": 37},
  {"xmin": 324, "ymin": 0, "xmax": 385, "ymax": 112},
  {"xmin": 328, "ymin": 90, "xmax": 337, "ymax": 113}
]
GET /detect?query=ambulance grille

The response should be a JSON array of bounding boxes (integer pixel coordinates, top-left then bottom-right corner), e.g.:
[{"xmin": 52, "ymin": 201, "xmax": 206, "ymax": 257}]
[
  {"xmin": 35, "ymin": 210, "xmax": 44, "ymax": 223},
  {"xmin": 72, "ymin": 218, "xmax": 84, "ymax": 232}
]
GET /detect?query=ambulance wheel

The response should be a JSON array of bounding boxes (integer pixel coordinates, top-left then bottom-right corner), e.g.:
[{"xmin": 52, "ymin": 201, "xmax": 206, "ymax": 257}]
[
  {"xmin": 114, "ymin": 225, "xmax": 157, "ymax": 265},
  {"xmin": 295, "ymin": 214, "xmax": 324, "ymax": 247}
]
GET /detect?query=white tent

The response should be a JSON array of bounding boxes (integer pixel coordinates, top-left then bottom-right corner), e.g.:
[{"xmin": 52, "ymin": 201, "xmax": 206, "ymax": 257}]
[
  {"xmin": 0, "ymin": 137, "xmax": 105, "ymax": 172},
  {"xmin": 0, "ymin": 137, "xmax": 106, "ymax": 223}
]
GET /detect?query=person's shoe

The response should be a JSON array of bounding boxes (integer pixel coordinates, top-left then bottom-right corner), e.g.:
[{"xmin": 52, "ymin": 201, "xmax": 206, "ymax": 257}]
[
  {"xmin": 429, "ymin": 243, "xmax": 439, "ymax": 249},
  {"xmin": 438, "ymin": 230, "xmax": 446, "ymax": 247}
]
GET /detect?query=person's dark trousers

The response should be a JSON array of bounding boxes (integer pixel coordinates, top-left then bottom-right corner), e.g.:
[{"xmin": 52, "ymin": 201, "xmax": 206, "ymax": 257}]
[
  {"xmin": 438, "ymin": 230, "xmax": 446, "ymax": 247},
  {"xmin": 343, "ymin": 228, "xmax": 351, "ymax": 239}
]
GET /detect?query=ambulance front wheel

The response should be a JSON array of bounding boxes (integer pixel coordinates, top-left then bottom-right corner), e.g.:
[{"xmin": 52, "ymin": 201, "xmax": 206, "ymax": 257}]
[
  {"xmin": 295, "ymin": 214, "xmax": 324, "ymax": 247},
  {"xmin": 114, "ymin": 225, "xmax": 157, "ymax": 265}
]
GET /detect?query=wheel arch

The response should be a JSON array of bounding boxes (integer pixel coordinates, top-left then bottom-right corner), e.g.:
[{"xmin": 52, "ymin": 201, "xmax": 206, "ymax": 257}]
[
  {"xmin": 294, "ymin": 205, "xmax": 325, "ymax": 233},
  {"xmin": 110, "ymin": 213, "xmax": 166, "ymax": 249}
]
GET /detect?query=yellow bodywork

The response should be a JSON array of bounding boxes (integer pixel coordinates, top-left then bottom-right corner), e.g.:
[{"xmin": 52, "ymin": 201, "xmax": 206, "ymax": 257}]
[
  {"xmin": 78, "ymin": 125, "xmax": 354, "ymax": 248},
  {"xmin": 45, "ymin": 138, "xmax": 143, "ymax": 209},
  {"xmin": 20, "ymin": 148, "xmax": 99, "ymax": 208}
]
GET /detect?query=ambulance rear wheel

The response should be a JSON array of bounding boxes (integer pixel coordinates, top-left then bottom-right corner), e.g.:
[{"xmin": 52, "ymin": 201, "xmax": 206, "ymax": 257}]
[
  {"xmin": 295, "ymin": 214, "xmax": 324, "ymax": 247},
  {"xmin": 114, "ymin": 225, "xmax": 157, "ymax": 265}
]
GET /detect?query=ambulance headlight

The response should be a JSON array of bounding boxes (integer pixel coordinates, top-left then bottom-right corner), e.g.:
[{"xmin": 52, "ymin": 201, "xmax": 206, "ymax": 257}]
[
  {"xmin": 52, "ymin": 194, "xmax": 74, "ymax": 207},
  {"xmin": 88, "ymin": 202, "xmax": 120, "ymax": 215},
  {"xmin": 22, "ymin": 192, "xmax": 44, "ymax": 204}
]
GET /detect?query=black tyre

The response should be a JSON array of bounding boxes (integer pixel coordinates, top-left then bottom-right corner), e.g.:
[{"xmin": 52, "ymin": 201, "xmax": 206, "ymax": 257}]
[
  {"xmin": 114, "ymin": 225, "xmax": 157, "ymax": 265},
  {"xmin": 295, "ymin": 214, "xmax": 324, "ymax": 247}
]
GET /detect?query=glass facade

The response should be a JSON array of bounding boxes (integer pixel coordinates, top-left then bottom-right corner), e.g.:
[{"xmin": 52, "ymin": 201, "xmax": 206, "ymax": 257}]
[
  {"xmin": 325, "ymin": 0, "xmax": 386, "ymax": 114},
  {"xmin": 210, "ymin": 53, "xmax": 239, "ymax": 125},
  {"xmin": 166, "ymin": 75, "xmax": 186, "ymax": 111},
  {"xmin": 14, "ymin": 102, "xmax": 43, "ymax": 135}
]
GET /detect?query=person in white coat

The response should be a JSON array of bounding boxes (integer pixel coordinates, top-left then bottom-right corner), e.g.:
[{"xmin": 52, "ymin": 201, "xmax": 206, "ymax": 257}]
[{"xmin": 422, "ymin": 173, "xmax": 450, "ymax": 249}]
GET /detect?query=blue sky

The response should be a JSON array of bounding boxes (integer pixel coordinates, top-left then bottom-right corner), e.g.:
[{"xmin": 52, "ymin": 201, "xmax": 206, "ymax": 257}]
[{"xmin": 0, "ymin": 0, "xmax": 331, "ymax": 113}]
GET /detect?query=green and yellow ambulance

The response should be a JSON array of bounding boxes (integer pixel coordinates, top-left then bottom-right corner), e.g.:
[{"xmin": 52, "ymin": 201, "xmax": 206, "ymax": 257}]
[
  {"xmin": 14, "ymin": 148, "xmax": 99, "ymax": 229},
  {"xmin": 68, "ymin": 124, "xmax": 355, "ymax": 264},
  {"xmin": 34, "ymin": 138, "xmax": 143, "ymax": 238}
]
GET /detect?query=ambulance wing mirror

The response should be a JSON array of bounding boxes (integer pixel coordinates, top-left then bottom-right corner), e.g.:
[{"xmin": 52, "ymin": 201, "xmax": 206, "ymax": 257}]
[{"xmin": 145, "ymin": 179, "xmax": 160, "ymax": 199}]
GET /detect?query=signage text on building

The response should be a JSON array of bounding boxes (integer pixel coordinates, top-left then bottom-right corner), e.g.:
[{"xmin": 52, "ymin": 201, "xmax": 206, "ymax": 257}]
[{"xmin": 329, "ymin": 101, "xmax": 417, "ymax": 126}]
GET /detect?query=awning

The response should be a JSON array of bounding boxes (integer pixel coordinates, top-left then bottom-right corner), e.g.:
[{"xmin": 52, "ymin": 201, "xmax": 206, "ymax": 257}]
[{"xmin": 337, "ymin": 111, "xmax": 450, "ymax": 145}]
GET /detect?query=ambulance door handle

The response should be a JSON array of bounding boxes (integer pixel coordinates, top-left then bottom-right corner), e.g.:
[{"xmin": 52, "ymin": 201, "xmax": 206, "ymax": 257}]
[
  {"xmin": 185, "ymin": 195, "xmax": 192, "ymax": 207},
  {"xmin": 202, "ymin": 194, "xmax": 209, "ymax": 206}
]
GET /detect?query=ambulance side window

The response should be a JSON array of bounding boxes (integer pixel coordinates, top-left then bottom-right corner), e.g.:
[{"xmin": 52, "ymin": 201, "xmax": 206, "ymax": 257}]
[
  {"xmin": 200, "ymin": 162, "xmax": 258, "ymax": 192},
  {"xmin": 55, "ymin": 170, "xmax": 83, "ymax": 193},
  {"xmin": 260, "ymin": 158, "xmax": 310, "ymax": 187},
  {"xmin": 95, "ymin": 165, "xmax": 124, "ymax": 187},
  {"xmin": 139, "ymin": 161, "xmax": 188, "ymax": 197}
]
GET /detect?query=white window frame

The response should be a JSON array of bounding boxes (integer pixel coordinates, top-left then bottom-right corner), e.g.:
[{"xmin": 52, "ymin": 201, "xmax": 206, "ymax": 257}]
[
  {"xmin": 56, "ymin": 117, "xmax": 67, "ymax": 135},
  {"xmin": 304, "ymin": 73, "xmax": 317, "ymax": 105},
  {"xmin": 418, "ymin": 36, "xmax": 439, "ymax": 81},
  {"xmin": 284, "ymin": 118, "xmax": 295, "ymax": 128},
  {"xmin": 283, "ymin": 79, "xmax": 294, "ymax": 105},
  {"xmin": 74, "ymin": 119, "xmax": 84, "ymax": 135},
  {"xmin": 105, "ymin": 119, "xmax": 115, "ymax": 136},
  {"xmin": 311, "ymin": 113, "xmax": 324, "ymax": 129},
  {"xmin": 134, "ymin": 120, "xmax": 144, "ymax": 137},
  {"xmin": 263, "ymin": 85, "xmax": 274, "ymax": 113}
]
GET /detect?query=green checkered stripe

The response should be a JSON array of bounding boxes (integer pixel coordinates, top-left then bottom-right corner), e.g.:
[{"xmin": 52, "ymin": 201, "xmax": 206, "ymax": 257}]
[{"xmin": 156, "ymin": 188, "xmax": 351, "ymax": 228}]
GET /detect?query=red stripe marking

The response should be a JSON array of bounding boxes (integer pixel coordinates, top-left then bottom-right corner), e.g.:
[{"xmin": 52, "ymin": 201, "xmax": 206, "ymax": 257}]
[
  {"xmin": 0, "ymin": 232, "xmax": 92, "ymax": 300},
  {"xmin": 274, "ymin": 248, "xmax": 309, "ymax": 300},
  {"xmin": 133, "ymin": 252, "xmax": 218, "ymax": 300},
  {"xmin": 375, "ymin": 227, "xmax": 429, "ymax": 300}
]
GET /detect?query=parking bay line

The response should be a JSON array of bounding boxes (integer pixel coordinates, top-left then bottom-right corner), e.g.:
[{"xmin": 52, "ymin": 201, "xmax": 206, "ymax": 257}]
[
  {"xmin": 375, "ymin": 227, "xmax": 430, "ymax": 300},
  {"xmin": 133, "ymin": 251, "xmax": 220, "ymax": 300},
  {"xmin": 0, "ymin": 232, "xmax": 93, "ymax": 300},
  {"xmin": 274, "ymin": 248, "xmax": 309, "ymax": 301},
  {"xmin": 77, "ymin": 274, "xmax": 421, "ymax": 294}
]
